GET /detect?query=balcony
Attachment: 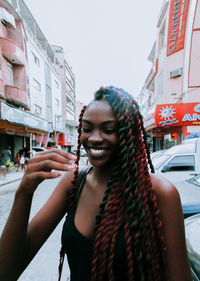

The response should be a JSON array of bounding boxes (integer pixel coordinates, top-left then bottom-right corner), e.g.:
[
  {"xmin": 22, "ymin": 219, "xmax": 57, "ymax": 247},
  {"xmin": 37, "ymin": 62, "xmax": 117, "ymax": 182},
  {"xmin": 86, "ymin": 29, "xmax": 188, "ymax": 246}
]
[
  {"xmin": 0, "ymin": 37, "xmax": 26, "ymax": 65},
  {"xmin": 5, "ymin": 84, "xmax": 29, "ymax": 109}
]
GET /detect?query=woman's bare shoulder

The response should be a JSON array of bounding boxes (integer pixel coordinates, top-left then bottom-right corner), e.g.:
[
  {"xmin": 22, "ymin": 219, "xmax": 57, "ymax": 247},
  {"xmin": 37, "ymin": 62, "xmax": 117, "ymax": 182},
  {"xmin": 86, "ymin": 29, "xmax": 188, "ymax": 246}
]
[{"xmin": 150, "ymin": 173, "xmax": 180, "ymax": 202}]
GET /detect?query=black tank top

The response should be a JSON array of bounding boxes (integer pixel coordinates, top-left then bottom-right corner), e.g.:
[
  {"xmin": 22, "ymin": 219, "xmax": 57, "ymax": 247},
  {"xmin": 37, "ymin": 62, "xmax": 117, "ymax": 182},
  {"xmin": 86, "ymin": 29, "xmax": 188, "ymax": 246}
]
[{"xmin": 61, "ymin": 171, "xmax": 128, "ymax": 281}]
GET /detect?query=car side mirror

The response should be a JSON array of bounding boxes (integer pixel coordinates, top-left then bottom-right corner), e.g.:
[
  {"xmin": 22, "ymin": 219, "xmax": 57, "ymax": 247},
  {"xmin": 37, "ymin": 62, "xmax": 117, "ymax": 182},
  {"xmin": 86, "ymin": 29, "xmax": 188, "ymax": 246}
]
[{"xmin": 161, "ymin": 165, "xmax": 170, "ymax": 173}]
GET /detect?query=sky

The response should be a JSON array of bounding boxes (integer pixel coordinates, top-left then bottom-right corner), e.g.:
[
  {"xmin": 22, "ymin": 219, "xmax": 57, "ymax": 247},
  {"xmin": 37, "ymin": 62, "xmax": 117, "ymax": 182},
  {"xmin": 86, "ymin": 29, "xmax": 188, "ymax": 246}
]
[{"xmin": 24, "ymin": 0, "xmax": 164, "ymax": 104}]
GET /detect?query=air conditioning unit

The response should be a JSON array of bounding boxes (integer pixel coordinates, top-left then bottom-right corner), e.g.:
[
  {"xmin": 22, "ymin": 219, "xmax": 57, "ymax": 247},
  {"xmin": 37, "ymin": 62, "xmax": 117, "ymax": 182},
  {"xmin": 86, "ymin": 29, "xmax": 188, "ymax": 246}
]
[{"xmin": 170, "ymin": 68, "xmax": 182, "ymax": 78}]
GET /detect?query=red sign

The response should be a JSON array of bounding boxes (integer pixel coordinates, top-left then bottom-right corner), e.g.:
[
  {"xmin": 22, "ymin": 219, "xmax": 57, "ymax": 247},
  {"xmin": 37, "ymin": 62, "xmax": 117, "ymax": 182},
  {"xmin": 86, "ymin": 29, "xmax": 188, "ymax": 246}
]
[
  {"xmin": 167, "ymin": 0, "xmax": 190, "ymax": 56},
  {"xmin": 58, "ymin": 133, "xmax": 65, "ymax": 146},
  {"xmin": 155, "ymin": 103, "xmax": 200, "ymax": 127}
]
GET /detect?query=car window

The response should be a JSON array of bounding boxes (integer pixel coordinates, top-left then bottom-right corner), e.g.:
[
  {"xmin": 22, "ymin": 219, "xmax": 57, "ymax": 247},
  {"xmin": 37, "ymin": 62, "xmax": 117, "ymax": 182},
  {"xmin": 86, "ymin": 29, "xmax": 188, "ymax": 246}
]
[
  {"xmin": 152, "ymin": 154, "xmax": 171, "ymax": 170},
  {"xmin": 166, "ymin": 155, "xmax": 195, "ymax": 171}
]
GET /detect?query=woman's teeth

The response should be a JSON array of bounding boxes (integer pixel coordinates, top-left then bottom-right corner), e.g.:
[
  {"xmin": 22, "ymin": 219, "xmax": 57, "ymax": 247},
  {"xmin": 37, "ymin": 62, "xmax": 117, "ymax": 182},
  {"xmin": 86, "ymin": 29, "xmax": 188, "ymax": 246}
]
[{"xmin": 90, "ymin": 148, "xmax": 104, "ymax": 155}]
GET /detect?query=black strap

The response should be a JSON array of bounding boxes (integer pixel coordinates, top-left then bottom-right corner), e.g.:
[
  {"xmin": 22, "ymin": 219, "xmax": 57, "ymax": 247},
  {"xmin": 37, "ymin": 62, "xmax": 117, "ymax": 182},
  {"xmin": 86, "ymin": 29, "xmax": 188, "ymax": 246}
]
[{"xmin": 75, "ymin": 166, "xmax": 89, "ymax": 200}]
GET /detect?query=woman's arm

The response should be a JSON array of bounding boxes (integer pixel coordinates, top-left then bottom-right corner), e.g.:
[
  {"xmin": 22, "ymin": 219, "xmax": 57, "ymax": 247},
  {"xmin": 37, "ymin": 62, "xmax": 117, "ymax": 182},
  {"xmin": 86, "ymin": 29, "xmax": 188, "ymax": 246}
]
[
  {"xmin": 151, "ymin": 174, "xmax": 193, "ymax": 281},
  {"xmin": 0, "ymin": 149, "xmax": 76, "ymax": 281}
]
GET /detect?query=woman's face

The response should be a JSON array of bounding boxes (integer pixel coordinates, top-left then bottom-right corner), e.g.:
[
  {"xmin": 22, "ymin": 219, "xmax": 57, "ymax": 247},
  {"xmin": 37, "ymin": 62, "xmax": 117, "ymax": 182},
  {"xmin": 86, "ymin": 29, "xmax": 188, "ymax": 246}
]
[{"xmin": 80, "ymin": 100, "xmax": 119, "ymax": 168}]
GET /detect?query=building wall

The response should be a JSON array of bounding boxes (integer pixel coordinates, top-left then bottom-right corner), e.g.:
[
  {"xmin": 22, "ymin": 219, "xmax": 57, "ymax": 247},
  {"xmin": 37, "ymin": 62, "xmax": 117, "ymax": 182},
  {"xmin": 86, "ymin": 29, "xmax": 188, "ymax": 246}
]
[
  {"xmin": 26, "ymin": 39, "xmax": 46, "ymax": 119},
  {"xmin": 140, "ymin": 0, "xmax": 200, "ymax": 150}
]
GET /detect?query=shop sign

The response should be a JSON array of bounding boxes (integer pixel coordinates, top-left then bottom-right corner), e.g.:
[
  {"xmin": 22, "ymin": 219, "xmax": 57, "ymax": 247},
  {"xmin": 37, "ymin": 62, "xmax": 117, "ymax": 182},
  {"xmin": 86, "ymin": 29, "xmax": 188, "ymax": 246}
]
[
  {"xmin": 155, "ymin": 103, "xmax": 200, "ymax": 127},
  {"xmin": 0, "ymin": 102, "xmax": 48, "ymax": 131},
  {"xmin": 167, "ymin": 0, "xmax": 190, "ymax": 56},
  {"xmin": 58, "ymin": 133, "xmax": 65, "ymax": 146},
  {"xmin": 65, "ymin": 134, "xmax": 73, "ymax": 146}
]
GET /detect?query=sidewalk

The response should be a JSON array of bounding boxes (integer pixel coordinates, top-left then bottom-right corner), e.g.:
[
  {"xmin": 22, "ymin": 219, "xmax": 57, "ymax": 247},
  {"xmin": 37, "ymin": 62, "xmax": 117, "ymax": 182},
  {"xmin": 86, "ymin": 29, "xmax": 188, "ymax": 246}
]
[{"xmin": 0, "ymin": 167, "xmax": 24, "ymax": 187}]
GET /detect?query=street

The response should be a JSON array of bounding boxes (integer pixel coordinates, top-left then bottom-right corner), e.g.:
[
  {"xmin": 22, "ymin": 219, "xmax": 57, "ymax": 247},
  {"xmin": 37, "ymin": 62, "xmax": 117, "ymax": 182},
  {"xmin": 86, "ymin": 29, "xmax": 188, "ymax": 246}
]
[{"xmin": 0, "ymin": 177, "xmax": 70, "ymax": 281}]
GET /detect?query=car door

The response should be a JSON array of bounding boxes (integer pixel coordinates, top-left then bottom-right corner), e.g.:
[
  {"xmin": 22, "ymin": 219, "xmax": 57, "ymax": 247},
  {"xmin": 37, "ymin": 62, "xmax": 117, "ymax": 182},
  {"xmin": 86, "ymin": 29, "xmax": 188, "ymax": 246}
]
[{"xmin": 158, "ymin": 154, "xmax": 196, "ymax": 182}]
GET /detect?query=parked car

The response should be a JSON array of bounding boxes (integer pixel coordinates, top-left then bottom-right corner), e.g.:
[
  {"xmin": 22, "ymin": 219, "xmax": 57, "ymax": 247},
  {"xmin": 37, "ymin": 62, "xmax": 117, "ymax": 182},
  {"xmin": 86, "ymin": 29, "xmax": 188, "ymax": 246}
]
[
  {"xmin": 183, "ymin": 137, "xmax": 200, "ymax": 145},
  {"xmin": 150, "ymin": 149, "xmax": 167, "ymax": 160},
  {"xmin": 152, "ymin": 141, "xmax": 200, "ymax": 183},
  {"xmin": 185, "ymin": 213, "xmax": 200, "ymax": 280}
]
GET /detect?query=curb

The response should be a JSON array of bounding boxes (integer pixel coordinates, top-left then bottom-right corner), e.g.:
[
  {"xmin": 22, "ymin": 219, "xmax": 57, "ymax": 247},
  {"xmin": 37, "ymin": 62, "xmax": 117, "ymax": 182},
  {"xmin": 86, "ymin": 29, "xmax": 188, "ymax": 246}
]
[{"xmin": 0, "ymin": 177, "xmax": 22, "ymax": 187}]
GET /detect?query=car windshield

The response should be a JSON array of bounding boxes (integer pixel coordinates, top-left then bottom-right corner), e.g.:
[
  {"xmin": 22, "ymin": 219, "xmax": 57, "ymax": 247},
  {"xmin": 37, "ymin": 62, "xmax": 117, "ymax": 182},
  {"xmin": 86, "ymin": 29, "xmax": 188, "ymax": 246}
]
[{"xmin": 152, "ymin": 154, "xmax": 171, "ymax": 170}]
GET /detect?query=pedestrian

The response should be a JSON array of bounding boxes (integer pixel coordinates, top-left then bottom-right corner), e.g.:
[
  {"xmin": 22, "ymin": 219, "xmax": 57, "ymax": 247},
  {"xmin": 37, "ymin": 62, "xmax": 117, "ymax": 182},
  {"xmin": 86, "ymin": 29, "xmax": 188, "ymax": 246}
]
[
  {"xmin": 16, "ymin": 152, "xmax": 21, "ymax": 172},
  {"xmin": 19, "ymin": 151, "xmax": 25, "ymax": 171},
  {"xmin": 0, "ymin": 145, "xmax": 12, "ymax": 172},
  {"xmin": 23, "ymin": 146, "xmax": 31, "ymax": 169},
  {"xmin": 0, "ymin": 86, "xmax": 192, "ymax": 281}
]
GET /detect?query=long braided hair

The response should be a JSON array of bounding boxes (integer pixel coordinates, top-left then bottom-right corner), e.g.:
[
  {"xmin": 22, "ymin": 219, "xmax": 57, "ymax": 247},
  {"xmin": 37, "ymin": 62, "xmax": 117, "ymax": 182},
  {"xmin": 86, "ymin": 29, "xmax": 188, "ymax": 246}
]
[{"xmin": 59, "ymin": 86, "xmax": 166, "ymax": 281}]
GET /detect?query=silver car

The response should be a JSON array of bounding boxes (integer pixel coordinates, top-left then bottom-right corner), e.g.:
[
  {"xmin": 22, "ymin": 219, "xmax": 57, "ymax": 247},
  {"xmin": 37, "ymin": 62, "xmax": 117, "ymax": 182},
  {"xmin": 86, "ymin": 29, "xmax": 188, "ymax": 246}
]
[
  {"xmin": 152, "ymin": 139, "xmax": 200, "ymax": 183},
  {"xmin": 185, "ymin": 213, "xmax": 200, "ymax": 280}
]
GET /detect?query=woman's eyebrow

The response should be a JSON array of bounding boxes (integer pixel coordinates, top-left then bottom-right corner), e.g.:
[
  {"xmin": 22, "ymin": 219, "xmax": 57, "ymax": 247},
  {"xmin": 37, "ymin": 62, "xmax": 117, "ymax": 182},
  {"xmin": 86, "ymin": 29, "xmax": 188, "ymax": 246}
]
[
  {"xmin": 82, "ymin": 119, "xmax": 92, "ymax": 124},
  {"xmin": 82, "ymin": 119, "xmax": 116, "ymax": 125}
]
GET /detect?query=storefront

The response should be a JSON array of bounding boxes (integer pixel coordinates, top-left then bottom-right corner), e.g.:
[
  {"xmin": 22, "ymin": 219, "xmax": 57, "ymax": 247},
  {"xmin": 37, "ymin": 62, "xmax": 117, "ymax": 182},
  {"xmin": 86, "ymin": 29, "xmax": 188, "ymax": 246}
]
[
  {"xmin": 144, "ymin": 102, "xmax": 200, "ymax": 151},
  {"xmin": 0, "ymin": 101, "xmax": 49, "ymax": 159}
]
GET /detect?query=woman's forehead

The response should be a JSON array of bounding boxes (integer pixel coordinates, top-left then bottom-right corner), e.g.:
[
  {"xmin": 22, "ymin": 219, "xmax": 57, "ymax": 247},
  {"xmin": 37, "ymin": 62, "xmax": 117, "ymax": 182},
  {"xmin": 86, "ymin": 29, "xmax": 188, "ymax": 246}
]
[{"xmin": 83, "ymin": 100, "xmax": 116, "ymax": 120}]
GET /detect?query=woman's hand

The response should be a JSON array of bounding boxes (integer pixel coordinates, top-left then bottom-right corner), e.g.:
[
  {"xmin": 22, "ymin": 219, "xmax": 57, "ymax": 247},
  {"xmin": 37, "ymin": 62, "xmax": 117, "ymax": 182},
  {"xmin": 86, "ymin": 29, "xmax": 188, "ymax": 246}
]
[{"xmin": 18, "ymin": 149, "xmax": 77, "ymax": 195}]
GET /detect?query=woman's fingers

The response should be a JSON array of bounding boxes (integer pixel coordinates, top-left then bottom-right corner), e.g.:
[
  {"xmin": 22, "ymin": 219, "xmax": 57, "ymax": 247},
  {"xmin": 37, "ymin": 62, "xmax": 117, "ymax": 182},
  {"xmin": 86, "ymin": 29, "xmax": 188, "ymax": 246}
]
[
  {"xmin": 29, "ymin": 150, "xmax": 76, "ymax": 166},
  {"xmin": 18, "ymin": 149, "xmax": 77, "ymax": 194},
  {"xmin": 33, "ymin": 149, "xmax": 76, "ymax": 162},
  {"xmin": 27, "ymin": 159, "xmax": 76, "ymax": 173}
]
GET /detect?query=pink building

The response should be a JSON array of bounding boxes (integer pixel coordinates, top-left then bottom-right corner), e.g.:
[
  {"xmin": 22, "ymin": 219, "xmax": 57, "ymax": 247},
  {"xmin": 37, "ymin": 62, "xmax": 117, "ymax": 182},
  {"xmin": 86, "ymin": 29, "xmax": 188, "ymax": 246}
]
[
  {"xmin": 0, "ymin": 1, "xmax": 48, "ymax": 159},
  {"xmin": 140, "ymin": 0, "xmax": 200, "ymax": 150}
]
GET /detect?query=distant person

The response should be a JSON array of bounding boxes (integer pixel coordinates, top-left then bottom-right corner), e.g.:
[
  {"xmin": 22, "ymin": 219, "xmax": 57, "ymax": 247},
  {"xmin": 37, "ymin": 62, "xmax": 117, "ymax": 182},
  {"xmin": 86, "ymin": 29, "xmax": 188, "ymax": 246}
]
[
  {"xmin": 23, "ymin": 147, "xmax": 31, "ymax": 168},
  {"xmin": 16, "ymin": 152, "xmax": 21, "ymax": 172},
  {"xmin": 0, "ymin": 86, "xmax": 192, "ymax": 281},
  {"xmin": 19, "ymin": 152, "xmax": 25, "ymax": 171},
  {"xmin": 0, "ymin": 145, "xmax": 12, "ymax": 172}
]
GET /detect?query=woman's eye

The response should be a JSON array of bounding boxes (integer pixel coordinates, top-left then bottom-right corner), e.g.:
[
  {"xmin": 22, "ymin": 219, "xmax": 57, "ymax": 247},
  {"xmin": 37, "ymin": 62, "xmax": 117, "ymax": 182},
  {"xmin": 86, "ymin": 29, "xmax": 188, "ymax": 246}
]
[
  {"xmin": 104, "ymin": 129, "xmax": 116, "ymax": 134},
  {"xmin": 82, "ymin": 128, "xmax": 91, "ymax": 133}
]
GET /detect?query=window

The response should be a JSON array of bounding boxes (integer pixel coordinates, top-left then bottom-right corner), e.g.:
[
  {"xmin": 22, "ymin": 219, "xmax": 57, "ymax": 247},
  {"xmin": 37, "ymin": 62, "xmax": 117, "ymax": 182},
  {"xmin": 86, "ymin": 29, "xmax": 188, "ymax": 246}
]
[
  {"xmin": 55, "ymin": 98, "xmax": 59, "ymax": 109},
  {"xmin": 66, "ymin": 96, "xmax": 75, "ymax": 111},
  {"xmin": 33, "ymin": 78, "xmax": 41, "ymax": 92},
  {"xmin": 32, "ymin": 52, "xmax": 40, "ymax": 66},
  {"xmin": 165, "ymin": 155, "xmax": 195, "ymax": 171},
  {"xmin": 7, "ymin": 65, "xmax": 13, "ymax": 84},
  {"xmin": 159, "ymin": 22, "xmax": 166, "ymax": 50},
  {"xmin": 54, "ymin": 80, "xmax": 59, "ymax": 89},
  {"xmin": 34, "ymin": 104, "xmax": 42, "ymax": 116}
]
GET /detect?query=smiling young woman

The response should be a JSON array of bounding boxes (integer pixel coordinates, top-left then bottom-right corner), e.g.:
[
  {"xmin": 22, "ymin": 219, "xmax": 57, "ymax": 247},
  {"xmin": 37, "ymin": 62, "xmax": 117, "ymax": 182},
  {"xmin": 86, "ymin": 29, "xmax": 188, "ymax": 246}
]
[{"xmin": 0, "ymin": 86, "xmax": 192, "ymax": 281}]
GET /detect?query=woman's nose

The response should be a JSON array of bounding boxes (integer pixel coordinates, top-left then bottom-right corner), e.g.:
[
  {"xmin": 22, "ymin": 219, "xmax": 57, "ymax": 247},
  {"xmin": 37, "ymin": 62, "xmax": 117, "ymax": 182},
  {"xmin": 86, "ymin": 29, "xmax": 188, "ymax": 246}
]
[{"xmin": 88, "ymin": 130, "xmax": 103, "ymax": 142}]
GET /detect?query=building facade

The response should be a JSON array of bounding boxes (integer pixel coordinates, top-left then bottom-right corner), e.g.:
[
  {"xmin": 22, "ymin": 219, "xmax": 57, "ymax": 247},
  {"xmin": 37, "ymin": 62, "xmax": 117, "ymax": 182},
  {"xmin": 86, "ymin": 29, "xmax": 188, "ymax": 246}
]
[
  {"xmin": 0, "ymin": 0, "xmax": 77, "ymax": 162},
  {"xmin": 140, "ymin": 0, "xmax": 200, "ymax": 151},
  {"xmin": 51, "ymin": 45, "xmax": 77, "ymax": 152},
  {"xmin": 0, "ymin": 0, "xmax": 39, "ymax": 159}
]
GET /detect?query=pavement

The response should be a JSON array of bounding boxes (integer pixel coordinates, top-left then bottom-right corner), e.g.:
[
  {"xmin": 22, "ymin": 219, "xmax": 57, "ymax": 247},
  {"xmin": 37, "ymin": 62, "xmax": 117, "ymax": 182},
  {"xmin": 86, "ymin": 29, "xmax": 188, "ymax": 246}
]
[{"xmin": 0, "ymin": 167, "xmax": 24, "ymax": 187}]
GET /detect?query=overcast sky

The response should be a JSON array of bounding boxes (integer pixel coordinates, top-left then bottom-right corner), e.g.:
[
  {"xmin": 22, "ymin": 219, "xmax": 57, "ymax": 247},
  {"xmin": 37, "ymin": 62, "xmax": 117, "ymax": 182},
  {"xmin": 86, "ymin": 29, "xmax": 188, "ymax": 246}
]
[{"xmin": 24, "ymin": 0, "xmax": 163, "ymax": 104}]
